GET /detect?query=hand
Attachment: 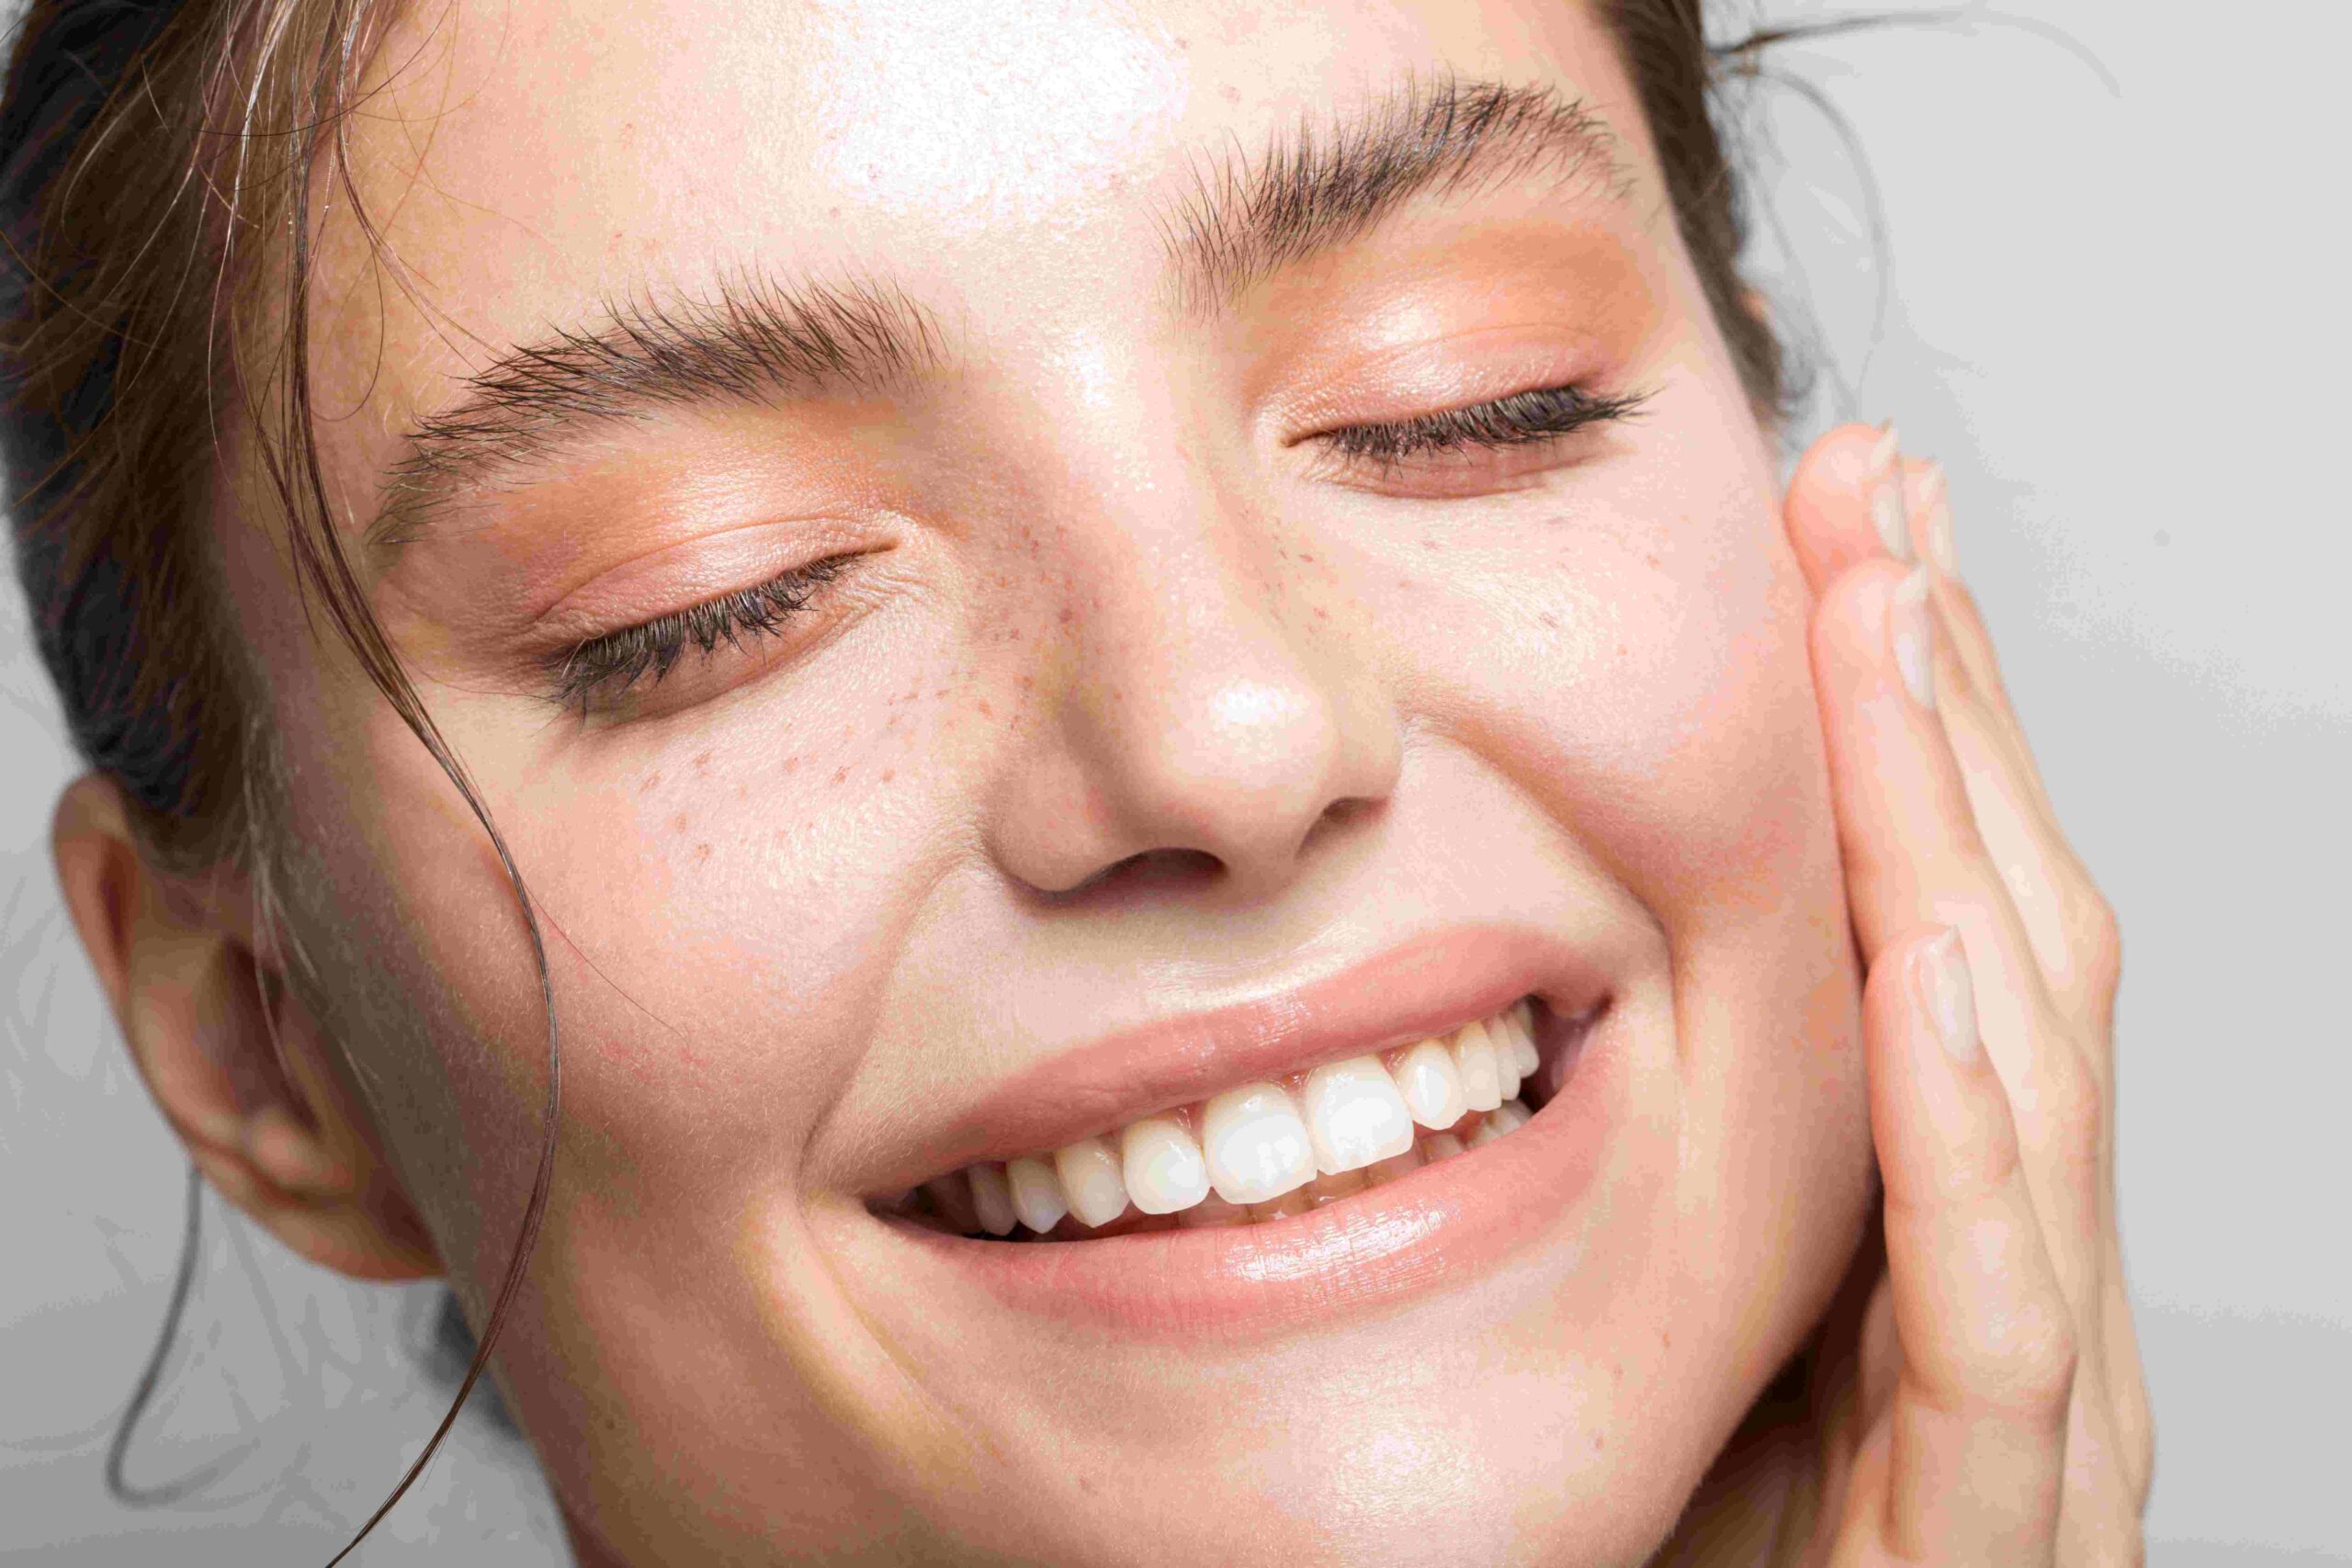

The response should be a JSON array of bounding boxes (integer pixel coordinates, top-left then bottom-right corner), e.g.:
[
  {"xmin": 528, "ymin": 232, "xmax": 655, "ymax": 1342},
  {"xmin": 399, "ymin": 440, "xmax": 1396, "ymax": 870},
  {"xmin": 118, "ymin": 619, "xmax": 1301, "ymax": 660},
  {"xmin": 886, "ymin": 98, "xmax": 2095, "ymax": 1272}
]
[{"xmin": 1660, "ymin": 425, "xmax": 2154, "ymax": 1564}]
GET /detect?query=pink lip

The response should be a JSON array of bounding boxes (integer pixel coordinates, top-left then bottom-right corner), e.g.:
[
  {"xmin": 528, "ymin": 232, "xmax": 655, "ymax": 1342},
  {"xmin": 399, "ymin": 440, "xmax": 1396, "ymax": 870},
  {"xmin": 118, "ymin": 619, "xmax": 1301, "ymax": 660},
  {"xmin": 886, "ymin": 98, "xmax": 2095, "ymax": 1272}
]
[
  {"xmin": 873, "ymin": 924, "xmax": 1611, "ymax": 1192},
  {"xmin": 876, "ymin": 1004, "xmax": 1625, "ymax": 1337}
]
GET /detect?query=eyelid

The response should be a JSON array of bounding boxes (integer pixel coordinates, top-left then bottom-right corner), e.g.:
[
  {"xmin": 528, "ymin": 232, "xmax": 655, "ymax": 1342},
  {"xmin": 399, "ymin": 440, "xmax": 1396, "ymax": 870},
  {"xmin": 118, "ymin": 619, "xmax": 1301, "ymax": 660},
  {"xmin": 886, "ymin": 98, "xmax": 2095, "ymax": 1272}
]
[
  {"xmin": 534, "ymin": 515, "xmax": 875, "ymax": 634},
  {"xmin": 1314, "ymin": 381, "xmax": 1648, "ymax": 460},
  {"xmin": 1259, "ymin": 326, "xmax": 1612, "ymax": 449},
  {"xmin": 543, "ymin": 550, "xmax": 869, "ymax": 715}
]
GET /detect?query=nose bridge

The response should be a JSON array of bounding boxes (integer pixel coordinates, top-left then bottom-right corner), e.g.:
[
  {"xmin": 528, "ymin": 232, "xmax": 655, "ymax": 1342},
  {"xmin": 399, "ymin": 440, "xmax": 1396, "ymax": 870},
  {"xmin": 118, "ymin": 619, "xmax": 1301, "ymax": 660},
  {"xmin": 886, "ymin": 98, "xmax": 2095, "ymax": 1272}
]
[
  {"xmin": 1082, "ymin": 513, "xmax": 1340, "ymax": 793},
  {"xmin": 986, "ymin": 446, "xmax": 1402, "ymax": 899}
]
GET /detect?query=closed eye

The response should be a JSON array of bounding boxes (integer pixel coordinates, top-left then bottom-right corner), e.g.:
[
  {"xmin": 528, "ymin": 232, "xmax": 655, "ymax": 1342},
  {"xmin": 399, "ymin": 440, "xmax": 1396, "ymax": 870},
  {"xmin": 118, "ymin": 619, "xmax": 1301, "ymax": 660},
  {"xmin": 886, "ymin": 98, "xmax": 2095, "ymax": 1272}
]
[
  {"xmin": 543, "ymin": 555, "xmax": 851, "ymax": 716},
  {"xmin": 1318, "ymin": 383, "xmax": 1648, "ymax": 467}
]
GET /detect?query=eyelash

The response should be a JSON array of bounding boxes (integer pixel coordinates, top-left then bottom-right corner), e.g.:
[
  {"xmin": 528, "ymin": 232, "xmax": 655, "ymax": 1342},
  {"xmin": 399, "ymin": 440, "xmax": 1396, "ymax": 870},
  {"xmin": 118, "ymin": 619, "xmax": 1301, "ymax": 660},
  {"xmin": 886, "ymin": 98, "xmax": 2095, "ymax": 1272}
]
[
  {"xmin": 1319, "ymin": 383, "xmax": 1648, "ymax": 466},
  {"xmin": 547, "ymin": 557, "xmax": 846, "ymax": 714},
  {"xmin": 545, "ymin": 385, "xmax": 1643, "ymax": 711}
]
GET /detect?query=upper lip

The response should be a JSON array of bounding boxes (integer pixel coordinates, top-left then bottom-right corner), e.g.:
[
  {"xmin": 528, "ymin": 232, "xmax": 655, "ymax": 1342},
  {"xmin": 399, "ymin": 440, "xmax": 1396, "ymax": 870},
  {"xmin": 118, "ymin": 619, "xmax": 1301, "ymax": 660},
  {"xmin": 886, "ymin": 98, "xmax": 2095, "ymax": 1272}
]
[{"xmin": 858, "ymin": 923, "xmax": 1611, "ymax": 1197}]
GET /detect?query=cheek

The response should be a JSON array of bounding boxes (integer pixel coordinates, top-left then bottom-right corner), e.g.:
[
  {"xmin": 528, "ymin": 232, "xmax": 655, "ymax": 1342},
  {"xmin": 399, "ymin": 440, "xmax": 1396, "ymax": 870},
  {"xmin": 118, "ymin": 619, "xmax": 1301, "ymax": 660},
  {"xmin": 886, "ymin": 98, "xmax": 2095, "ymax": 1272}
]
[
  {"xmin": 1360, "ymin": 434, "xmax": 1835, "ymax": 924},
  {"xmin": 309, "ymin": 602, "xmax": 1000, "ymax": 1259}
]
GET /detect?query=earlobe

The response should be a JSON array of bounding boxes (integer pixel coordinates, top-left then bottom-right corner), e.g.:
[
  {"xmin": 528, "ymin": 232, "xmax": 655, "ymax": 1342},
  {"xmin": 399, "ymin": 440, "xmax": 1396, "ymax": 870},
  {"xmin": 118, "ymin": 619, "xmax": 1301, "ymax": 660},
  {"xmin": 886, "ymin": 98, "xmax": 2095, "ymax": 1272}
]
[{"xmin": 51, "ymin": 774, "xmax": 442, "ymax": 1281}]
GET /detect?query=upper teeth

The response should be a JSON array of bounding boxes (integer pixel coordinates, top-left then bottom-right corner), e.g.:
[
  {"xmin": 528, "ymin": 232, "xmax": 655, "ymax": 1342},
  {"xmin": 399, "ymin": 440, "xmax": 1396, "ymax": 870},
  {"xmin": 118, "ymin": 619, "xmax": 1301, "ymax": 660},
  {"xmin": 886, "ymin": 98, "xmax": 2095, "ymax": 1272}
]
[{"xmin": 909, "ymin": 1000, "xmax": 1544, "ymax": 1237}]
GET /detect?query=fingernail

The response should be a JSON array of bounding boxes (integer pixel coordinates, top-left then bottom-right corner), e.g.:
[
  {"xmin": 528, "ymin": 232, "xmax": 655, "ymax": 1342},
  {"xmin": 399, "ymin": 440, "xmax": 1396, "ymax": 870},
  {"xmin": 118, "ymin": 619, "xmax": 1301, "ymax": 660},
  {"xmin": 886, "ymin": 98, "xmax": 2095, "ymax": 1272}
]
[
  {"xmin": 1870, "ymin": 423, "xmax": 1914, "ymax": 562},
  {"xmin": 1869, "ymin": 421, "xmax": 1900, "ymax": 472},
  {"xmin": 1917, "ymin": 929, "xmax": 1980, "ymax": 1060},
  {"xmin": 1918, "ymin": 462, "xmax": 1955, "ymax": 575},
  {"xmin": 1891, "ymin": 566, "xmax": 1935, "ymax": 707}
]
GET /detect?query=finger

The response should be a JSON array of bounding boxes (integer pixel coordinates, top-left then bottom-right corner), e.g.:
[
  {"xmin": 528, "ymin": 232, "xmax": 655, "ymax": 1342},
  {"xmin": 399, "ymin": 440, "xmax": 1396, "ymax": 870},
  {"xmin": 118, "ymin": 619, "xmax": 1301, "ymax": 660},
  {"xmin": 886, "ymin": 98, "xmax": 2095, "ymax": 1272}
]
[
  {"xmin": 1918, "ymin": 481, "xmax": 2123, "ymax": 1038},
  {"xmin": 1904, "ymin": 466, "xmax": 2041, "ymax": 794},
  {"xmin": 1785, "ymin": 427, "xmax": 2109, "ymax": 1017},
  {"xmin": 1810, "ymin": 560, "xmax": 2106, "ymax": 1305},
  {"xmin": 1909, "ymin": 468, "xmax": 2140, "ymax": 1508},
  {"xmin": 1785, "ymin": 430, "xmax": 2057, "ymax": 838},
  {"xmin": 1785, "ymin": 422, "xmax": 1914, "ymax": 594},
  {"xmin": 2100, "ymin": 1251, "xmax": 2156, "ymax": 1508},
  {"xmin": 1859, "ymin": 928, "xmax": 2075, "ymax": 1567}
]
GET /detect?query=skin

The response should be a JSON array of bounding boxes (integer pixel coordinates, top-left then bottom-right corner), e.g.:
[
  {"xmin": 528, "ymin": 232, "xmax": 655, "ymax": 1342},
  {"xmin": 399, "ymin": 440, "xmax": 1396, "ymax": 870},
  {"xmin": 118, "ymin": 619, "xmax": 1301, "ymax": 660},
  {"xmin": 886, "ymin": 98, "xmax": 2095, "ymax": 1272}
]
[{"xmin": 46, "ymin": 0, "xmax": 2152, "ymax": 1562}]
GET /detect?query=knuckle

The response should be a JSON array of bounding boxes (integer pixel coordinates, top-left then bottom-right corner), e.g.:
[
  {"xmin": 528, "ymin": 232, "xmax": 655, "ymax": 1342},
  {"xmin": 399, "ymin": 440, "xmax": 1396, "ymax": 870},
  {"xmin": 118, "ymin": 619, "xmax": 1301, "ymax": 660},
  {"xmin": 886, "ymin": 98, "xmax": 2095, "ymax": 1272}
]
[
  {"xmin": 2004, "ymin": 1314, "xmax": 2082, "ymax": 1421},
  {"xmin": 2060, "ymin": 877, "xmax": 2124, "ymax": 1002},
  {"xmin": 2046, "ymin": 1038, "xmax": 2107, "ymax": 1152},
  {"xmin": 2013, "ymin": 1009, "xmax": 2104, "ymax": 1154},
  {"xmin": 1960, "ymin": 1111, "xmax": 2030, "ymax": 1200}
]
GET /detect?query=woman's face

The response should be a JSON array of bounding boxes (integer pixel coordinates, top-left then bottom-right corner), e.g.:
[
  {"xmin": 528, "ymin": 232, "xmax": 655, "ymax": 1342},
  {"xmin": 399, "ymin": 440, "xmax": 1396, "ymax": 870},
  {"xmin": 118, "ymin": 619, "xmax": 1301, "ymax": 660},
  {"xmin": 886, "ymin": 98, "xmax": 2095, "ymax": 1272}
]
[{"xmin": 233, "ymin": 0, "xmax": 1874, "ymax": 1560}]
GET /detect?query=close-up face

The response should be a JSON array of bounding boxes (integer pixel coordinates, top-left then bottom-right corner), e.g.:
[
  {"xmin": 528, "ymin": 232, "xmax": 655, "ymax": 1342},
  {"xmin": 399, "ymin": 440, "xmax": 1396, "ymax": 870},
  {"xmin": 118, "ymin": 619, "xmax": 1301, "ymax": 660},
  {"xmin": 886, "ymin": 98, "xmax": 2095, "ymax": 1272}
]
[{"xmin": 220, "ymin": 0, "xmax": 1876, "ymax": 1560}]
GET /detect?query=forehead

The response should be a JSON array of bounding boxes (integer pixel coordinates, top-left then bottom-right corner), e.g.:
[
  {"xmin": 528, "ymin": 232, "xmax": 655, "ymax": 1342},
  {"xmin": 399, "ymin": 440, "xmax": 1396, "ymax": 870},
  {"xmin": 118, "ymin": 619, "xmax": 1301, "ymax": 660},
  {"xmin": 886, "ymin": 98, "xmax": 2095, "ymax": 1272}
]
[{"xmin": 315, "ymin": 0, "xmax": 1651, "ymax": 425}]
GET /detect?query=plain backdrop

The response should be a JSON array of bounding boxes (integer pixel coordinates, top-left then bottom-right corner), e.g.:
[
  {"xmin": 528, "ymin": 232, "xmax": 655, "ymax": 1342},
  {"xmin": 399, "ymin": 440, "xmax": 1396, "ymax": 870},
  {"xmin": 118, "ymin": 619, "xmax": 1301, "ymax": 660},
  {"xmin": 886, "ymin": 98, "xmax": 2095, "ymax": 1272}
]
[{"xmin": 3, "ymin": 1, "xmax": 2346, "ymax": 1562}]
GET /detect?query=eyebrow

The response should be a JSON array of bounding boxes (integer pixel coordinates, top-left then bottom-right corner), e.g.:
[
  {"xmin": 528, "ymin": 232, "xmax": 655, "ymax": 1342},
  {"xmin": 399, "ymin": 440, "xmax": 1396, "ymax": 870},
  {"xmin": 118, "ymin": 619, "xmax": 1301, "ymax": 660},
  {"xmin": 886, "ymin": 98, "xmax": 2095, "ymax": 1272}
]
[
  {"xmin": 1159, "ymin": 74, "xmax": 1630, "ymax": 314},
  {"xmin": 368, "ymin": 74, "xmax": 1627, "ymax": 554},
  {"xmin": 368, "ymin": 275, "xmax": 944, "ymax": 552}
]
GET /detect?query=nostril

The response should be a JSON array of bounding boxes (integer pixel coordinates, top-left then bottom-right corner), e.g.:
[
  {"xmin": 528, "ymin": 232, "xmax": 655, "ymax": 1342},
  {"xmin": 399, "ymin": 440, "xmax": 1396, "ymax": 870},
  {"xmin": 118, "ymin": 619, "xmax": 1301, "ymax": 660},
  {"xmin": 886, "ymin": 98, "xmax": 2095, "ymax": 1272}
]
[
  {"xmin": 1074, "ymin": 847, "xmax": 1227, "ymax": 898},
  {"xmin": 1299, "ymin": 792, "xmax": 1381, "ymax": 855}
]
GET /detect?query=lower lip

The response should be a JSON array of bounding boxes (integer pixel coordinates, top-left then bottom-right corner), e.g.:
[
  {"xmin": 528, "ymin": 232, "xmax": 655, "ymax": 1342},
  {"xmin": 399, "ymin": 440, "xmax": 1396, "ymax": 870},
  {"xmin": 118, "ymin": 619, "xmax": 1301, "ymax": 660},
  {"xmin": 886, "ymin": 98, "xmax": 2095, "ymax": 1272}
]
[{"xmin": 873, "ymin": 1017, "xmax": 1626, "ymax": 1339}]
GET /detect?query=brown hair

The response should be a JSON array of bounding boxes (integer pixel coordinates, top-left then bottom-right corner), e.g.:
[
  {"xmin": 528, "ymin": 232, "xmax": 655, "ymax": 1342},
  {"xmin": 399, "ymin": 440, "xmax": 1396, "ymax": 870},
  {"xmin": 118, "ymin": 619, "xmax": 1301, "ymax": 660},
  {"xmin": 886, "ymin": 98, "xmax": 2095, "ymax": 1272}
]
[{"xmin": 0, "ymin": 0, "xmax": 1786, "ymax": 1556}]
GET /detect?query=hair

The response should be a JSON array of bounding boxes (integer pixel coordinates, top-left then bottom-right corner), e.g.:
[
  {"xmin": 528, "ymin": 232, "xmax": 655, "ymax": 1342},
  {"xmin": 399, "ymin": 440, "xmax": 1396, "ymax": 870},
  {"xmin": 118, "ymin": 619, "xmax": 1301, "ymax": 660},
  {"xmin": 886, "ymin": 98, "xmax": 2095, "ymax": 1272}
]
[{"xmin": 0, "ymin": 0, "xmax": 1791, "ymax": 1558}]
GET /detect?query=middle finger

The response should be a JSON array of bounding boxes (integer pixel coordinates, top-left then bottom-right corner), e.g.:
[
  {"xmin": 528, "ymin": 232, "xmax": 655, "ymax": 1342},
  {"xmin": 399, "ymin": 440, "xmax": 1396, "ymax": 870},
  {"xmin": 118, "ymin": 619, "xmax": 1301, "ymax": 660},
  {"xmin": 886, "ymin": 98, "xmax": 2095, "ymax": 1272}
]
[{"xmin": 1809, "ymin": 557, "xmax": 2105, "ymax": 1321}]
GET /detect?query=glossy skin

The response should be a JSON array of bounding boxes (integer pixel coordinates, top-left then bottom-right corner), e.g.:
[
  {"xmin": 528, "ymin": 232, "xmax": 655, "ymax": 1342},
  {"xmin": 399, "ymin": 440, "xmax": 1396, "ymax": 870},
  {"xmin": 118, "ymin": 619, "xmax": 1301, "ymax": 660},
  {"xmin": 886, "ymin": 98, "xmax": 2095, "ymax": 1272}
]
[{"xmin": 43, "ymin": 0, "xmax": 2150, "ymax": 1562}]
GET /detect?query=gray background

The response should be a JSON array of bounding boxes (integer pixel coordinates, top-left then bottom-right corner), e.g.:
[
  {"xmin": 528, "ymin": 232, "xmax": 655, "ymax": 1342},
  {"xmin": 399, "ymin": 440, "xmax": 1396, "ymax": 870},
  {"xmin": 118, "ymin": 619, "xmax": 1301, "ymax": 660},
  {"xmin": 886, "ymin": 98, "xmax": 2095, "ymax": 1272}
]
[{"xmin": 3, "ymin": 1, "xmax": 2346, "ymax": 1562}]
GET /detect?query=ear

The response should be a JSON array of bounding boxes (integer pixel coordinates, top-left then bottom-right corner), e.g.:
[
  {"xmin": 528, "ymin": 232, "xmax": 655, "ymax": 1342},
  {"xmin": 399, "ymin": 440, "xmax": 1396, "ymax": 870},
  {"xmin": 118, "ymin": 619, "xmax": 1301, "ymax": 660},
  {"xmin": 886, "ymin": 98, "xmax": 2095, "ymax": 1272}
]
[{"xmin": 52, "ymin": 774, "xmax": 441, "ymax": 1281}]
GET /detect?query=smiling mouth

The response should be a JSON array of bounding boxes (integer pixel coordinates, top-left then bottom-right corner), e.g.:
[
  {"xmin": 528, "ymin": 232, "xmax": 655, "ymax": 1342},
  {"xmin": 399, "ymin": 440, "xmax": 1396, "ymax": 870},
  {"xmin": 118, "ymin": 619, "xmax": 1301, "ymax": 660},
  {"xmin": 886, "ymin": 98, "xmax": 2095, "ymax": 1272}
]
[{"xmin": 871, "ymin": 997, "xmax": 1602, "ymax": 1241}]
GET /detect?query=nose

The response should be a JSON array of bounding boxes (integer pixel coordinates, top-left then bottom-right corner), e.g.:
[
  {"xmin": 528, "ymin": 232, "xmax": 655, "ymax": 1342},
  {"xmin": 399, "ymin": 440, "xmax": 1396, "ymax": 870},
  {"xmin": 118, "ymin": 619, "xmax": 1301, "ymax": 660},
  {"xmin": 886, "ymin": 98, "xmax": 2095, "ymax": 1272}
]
[{"xmin": 986, "ymin": 542, "xmax": 1403, "ymax": 902}]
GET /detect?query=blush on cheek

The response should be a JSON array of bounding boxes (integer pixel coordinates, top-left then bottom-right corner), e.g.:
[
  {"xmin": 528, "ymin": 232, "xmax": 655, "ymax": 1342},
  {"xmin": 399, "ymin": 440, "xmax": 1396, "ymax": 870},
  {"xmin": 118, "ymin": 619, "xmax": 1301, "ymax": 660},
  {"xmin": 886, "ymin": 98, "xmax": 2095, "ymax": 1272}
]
[{"xmin": 1494, "ymin": 520, "xmax": 1830, "ymax": 917}]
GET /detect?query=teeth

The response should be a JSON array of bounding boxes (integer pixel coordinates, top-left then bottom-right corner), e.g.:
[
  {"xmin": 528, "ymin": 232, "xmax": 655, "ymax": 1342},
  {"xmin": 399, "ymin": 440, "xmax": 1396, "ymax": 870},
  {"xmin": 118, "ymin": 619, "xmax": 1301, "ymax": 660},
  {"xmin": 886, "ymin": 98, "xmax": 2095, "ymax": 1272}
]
[
  {"xmin": 1177, "ymin": 1191, "xmax": 1248, "ymax": 1228},
  {"xmin": 1453, "ymin": 1020, "xmax": 1504, "ymax": 1112},
  {"xmin": 1306, "ymin": 1167, "xmax": 1367, "ymax": 1204},
  {"xmin": 1498, "ymin": 1006, "xmax": 1542, "ymax": 1077},
  {"xmin": 1201, "ymin": 1084, "xmax": 1317, "ymax": 1204},
  {"xmin": 1120, "ymin": 1115, "xmax": 1210, "ymax": 1215},
  {"xmin": 1495, "ymin": 1041, "xmax": 1523, "ymax": 1103},
  {"xmin": 1299, "ymin": 1055, "xmax": 1417, "ymax": 1174},
  {"xmin": 1005, "ymin": 1156, "xmax": 1069, "ymax": 1234},
  {"xmin": 967, "ymin": 1164, "xmax": 1018, "ymax": 1236},
  {"xmin": 1468, "ymin": 1100, "xmax": 1533, "ymax": 1148},
  {"xmin": 1250, "ymin": 1187, "xmax": 1315, "ymax": 1223},
  {"xmin": 1392, "ymin": 1037, "xmax": 1467, "ymax": 1129},
  {"xmin": 1055, "ymin": 1136, "xmax": 1130, "ymax": 1227},
  {"xmin": 909, "ymin": 998, "xmax": 1550, "ymax": 1235}
]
